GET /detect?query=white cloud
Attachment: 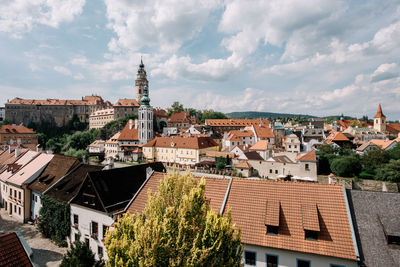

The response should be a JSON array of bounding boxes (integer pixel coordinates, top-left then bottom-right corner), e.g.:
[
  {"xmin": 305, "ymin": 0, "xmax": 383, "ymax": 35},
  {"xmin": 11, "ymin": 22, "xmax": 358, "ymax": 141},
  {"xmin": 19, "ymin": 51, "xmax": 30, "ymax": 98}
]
[
  {"xmin": 104, "ymin": 0, "xmax": 221, "ymax": 52},
  {"xmin": 54, "ymin": 65, "xmax": 85, "ymax": 80},
  {"xmin": 0, "ymin": 0, "xmax": 85, "ymax": 38}
]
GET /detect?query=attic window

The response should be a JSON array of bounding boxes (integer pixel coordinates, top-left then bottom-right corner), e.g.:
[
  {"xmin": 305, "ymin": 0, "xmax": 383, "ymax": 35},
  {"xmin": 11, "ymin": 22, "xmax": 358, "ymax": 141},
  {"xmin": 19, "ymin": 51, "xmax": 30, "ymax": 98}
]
[
  {"xmin": 387, "ymin": 235, "xmax": 400, "ymax": 246},
  {"xmin": 265, "ymin": 201, "xmax": 280, "ymax": 236},
  {"xmin": 301, "ymin": 203, "xmax": 320, "ymax": 241}
]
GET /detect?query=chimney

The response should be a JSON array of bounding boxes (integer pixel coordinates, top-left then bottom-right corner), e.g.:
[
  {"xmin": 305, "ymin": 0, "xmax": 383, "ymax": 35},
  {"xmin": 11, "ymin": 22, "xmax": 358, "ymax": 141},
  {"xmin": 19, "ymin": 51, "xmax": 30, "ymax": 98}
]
[
  {"xmin": 129, "ymin": 119, "xmax": 133, "ymax": 130},
  {"xmin": 134, "ymin": 119, "xmax": 138, "ymax": 129},
  {"xmin": 15, "ymin": 146, "xmax": 21, "ymax": 158}
]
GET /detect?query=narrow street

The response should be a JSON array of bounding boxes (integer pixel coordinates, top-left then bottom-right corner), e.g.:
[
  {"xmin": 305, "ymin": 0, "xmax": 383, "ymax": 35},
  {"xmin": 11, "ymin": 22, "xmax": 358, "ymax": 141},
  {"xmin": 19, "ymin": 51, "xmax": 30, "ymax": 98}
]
[{"xmin": 0, "ymin": 209, "xmax": 67, "ymax": 266}]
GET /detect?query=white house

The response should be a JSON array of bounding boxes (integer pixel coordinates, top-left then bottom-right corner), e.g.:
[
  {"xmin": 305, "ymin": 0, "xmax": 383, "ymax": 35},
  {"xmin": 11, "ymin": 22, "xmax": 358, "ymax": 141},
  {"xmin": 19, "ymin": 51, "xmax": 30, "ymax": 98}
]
[{"xmin": 69, "ymin": 162, "xmax": 165, "ymax": 260}]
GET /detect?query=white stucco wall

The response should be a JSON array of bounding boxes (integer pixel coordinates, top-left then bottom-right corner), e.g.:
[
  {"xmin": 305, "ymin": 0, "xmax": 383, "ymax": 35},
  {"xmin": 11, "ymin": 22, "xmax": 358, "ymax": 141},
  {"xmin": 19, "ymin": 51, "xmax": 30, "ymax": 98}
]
[
  {"xmin": 249, "ymin": 160, "xmax": 317, "ymax": 180},
  {"xmin": 70, "ymin": 204, "xmax": 115, "ymax": 261},
  {"xmin": 242, "ymin": 244, "xmax": 358, "ymax": 267},
  {"xmin": 30, "ymin": 191, "xmax": 41, "ymax": 220}
]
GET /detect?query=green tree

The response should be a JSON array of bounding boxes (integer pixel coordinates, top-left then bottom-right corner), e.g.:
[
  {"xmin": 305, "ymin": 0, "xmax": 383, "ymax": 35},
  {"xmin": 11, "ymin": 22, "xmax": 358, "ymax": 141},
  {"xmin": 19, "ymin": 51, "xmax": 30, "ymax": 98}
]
[
  {"xmin": 316, "ymin": 144, "xmax": 338, "ymax": 174},
  {"xmin": 38, "ymin": 195, "xmax": 70, "ymax": 246},
  {"xmin": 360, "ymin": 147, "xmax": 389, "ymax": 174},
  {"xmin": 63, "ymin": 131, "xmax": 94, "ymax": 151},
  {"xmin": 60, "ymin": 236, "xmax": 103, "ymax": 267},
  {"xmin": 330, "ymin": 156, "xmax": 362, "ymax": 177},
  {"xmin": 166, "ymin": 101, "xmax": 184, "ymax": 116},
  {"xmin": 387, "ymin": 143, "xmax": 400, "ymax": 160},
  {"xmin": 200, "ymin": 109, "xmax": 227, "ymax": 123},
  {"xmin": 104, "ymin": 173, "xmax": 243, "ymax": 266},
  {"xmin": 375, "ymin": 159, "xmax": 400, "ymax": 182}
]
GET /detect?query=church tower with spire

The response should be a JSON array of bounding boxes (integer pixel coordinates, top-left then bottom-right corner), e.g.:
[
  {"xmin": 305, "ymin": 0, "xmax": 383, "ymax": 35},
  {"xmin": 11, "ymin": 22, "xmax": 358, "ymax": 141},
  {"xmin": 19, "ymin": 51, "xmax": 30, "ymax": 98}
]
[
  {"xmin": 135, "ymin": 58, "xmax": 149, "ymax": 104},
  {"xmin": 373, "ymin": 104, "xmax": 386, "ymax": 133},
  {"xmin": 138, "ymin": 87, "xmax": 153, "ymax": 145}
]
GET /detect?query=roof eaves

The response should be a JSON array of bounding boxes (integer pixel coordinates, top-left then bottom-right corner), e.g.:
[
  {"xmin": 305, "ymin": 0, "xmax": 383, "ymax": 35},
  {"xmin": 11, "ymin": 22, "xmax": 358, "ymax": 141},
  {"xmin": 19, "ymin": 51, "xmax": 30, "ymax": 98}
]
[{"xmin": 343, "ymin": 185, "xmax": 360, "ymax": 261}]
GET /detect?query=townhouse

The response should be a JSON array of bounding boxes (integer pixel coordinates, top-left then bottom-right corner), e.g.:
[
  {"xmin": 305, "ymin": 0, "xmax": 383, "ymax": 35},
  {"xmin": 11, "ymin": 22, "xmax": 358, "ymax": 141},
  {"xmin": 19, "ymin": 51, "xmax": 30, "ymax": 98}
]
[
  {"xmin": 4, "ymin": 153, "xmax": 53, "ymax": 222},
  {"xmin": 142, "ymin": 136, "xmax": 219, "ymax": 166},
  {"xmin": 28, "ymin": 154, "xmax": 80, "ymax": 221},
  {"xmin": 0, "ymin": 125, "xmax": 38, "ymax": 147}
]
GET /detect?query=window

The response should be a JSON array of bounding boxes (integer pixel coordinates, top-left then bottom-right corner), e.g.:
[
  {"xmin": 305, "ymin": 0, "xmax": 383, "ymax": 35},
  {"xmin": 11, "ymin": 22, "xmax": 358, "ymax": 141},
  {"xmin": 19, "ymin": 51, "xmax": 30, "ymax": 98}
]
[
  {"xmin": 85, "ymin": 238, "xmax": 89, "ymax": 246},
  {"xmin": 32, "ymin": 194, "xmax": 35, "ymax": 201},
  {"xmin": 74, "ymin": 234, "xmax": 79, "ymax": 243},
  {"xmin": 289, "ymin": 145, "xmax": 291, "ymax": 148},
  {"xmin": 275, "ymin": 170, "xmax": 278, "ymax": 174},
  {"xmin": 35, "ymin": 195, "xmax": 37, "ymax": 202},
  {"xmin": 91, "ymin": 221, "xmax": 98, "ymax": 235},
  {"xmin": 269, "ymin": 169, "xmax": 272, "ymax": 174},
  {"xmin": 14, "ymin": 205, "xmax": 16, "ymax": 213},
  {"xmin": 18, "ymin": 191, "xmax": 21, "ymax": 200},
  {"xmin": 18, "ymin": 207, "xmax": 21, "ymax": 215},
  {"xmin": 305, "ymin": 164, "xmax": 310, "ymax": 171},
  {"xmin": 98, "ymin": 246, "xmax": 103, "ymax": 257},
  {"xmin": 305, "ymin": 230, "xmax": 318, "ymax": 241},
  {"xmin": 297, "ymin": 259, "xmax": 311, "ymax": 267},
  {"xmin": 266, "ymin": 225, "xmax": 278, "ymax": 236},
  {"xmin": 387, "ymin": 235, "xmax": 400, "ymax": 246},
  {"xmin": 266, "ymin": 254, "xmax": 278, "ymax": 267},
  {"xmin": 244, "ymin": 251, "xmax": 256, "ymax": 266},
  {"xmin": 73, "ymin": 214, "xmax": 79, "ymax": 225}
]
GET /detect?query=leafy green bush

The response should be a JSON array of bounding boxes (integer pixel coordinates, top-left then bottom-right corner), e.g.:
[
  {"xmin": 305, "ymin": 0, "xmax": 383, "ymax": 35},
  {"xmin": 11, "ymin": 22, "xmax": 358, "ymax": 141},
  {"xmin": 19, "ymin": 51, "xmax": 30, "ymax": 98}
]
[
  {"xmin": 330, "ymin": 156, "xmax": 362, "ymax": 177},
  {"xmin": 60, "ymin": 235, "xmax": 104, "ymax": 267},
  {"xmin": 38, "ymin": 195, "xmax": 71, "ymax": 247},
  {"xmin": 375, "ymin": 159, "xmax": 400, "ymax": 182}
]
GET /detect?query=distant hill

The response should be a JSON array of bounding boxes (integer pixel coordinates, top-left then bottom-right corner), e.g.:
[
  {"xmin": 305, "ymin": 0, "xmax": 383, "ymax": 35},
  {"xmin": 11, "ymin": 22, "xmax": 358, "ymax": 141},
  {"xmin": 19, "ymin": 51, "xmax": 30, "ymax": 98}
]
[{"xmin": 225, "ymin": 111, "xmax": 317, "ymax": 119}]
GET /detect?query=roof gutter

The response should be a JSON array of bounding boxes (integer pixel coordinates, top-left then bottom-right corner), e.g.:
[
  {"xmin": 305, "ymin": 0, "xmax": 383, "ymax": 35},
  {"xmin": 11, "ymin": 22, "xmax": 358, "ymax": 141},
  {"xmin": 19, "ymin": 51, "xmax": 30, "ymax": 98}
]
[
  {"xmin": 220, "ymin": 176, "xmax": 233, "ymax": 214},
  {"xmin": 342, "ymin": 185, "xmax": 360, "ymax": 261}
]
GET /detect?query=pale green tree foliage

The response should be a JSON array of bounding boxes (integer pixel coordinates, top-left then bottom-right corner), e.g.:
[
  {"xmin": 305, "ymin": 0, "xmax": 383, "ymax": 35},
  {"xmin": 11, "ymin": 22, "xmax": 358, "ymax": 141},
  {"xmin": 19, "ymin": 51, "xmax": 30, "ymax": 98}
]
[{"xmin": 104, "ymin": 173, "xmax": 243, "ymax": 266}]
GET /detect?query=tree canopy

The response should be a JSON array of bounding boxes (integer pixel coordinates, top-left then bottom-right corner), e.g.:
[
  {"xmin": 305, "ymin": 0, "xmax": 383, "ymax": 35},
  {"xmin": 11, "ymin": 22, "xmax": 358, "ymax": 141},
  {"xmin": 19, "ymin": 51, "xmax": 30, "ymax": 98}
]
[
  {"xmin": 60, "ymin": 235, "xmax": 103, "ymax": 267},
  {"xmin": 105, "ymin": 173, "xmax": 243, "ymax": 266}
]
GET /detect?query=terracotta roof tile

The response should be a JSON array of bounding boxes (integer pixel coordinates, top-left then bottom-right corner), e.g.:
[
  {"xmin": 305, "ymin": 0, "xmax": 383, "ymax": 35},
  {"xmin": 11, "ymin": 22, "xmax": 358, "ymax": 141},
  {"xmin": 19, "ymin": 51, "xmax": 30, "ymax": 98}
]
[
  {"xmin": 387, "ymin": 123, "xmax": 400, "ymax": 135},
  {"xmin": 7, "ymin": 96, "xmax": 106, "ymax": 106},
  {"xmin": 113, "ymin": 98, "xmax": 139, "ymax": 107},
  {"xmin": 0, "ymin": 232, "xmax": 33, "ymax": 267},
  {"xmin": 0, "ymin": 125, "xmax": 36, "ymax": 134},
  {"xmin": 265, "ymin": 200, "xmax": 280, "ymax": 227},
  {"xmin": 225, "ymin": 179, "xmax": 357, "ymax": 260},
  {"xmin": 249, "ymin": 140, "xmax": 269, "ymax": 151},
  {"xmin": 301, "ymin": 203, "xmax": 320, "ymax": 231},
  {"xmin": 118, "ymin": 122, "xmax": 139, "ymax": 141},
  {"xmin": 235, "ymin": 161, "xmax": 252, "ymax": 169},
  {"xmin": 205, "ymin": 119, "xmax": 270, "ymax": 127},
  {"xmin": 168, "ymin": 111, "xmax": 200, "ymax": 124},
  {"xmin": 369, "ymin": 139, "xmax": 396, "ymax": 150},
  {"xmin": 297, "ymin": 150, "xmax": 317, "ymax": 161},
  {"xmin": 143, "ymin": 136, "xmax": 218, "ymax": 149}
]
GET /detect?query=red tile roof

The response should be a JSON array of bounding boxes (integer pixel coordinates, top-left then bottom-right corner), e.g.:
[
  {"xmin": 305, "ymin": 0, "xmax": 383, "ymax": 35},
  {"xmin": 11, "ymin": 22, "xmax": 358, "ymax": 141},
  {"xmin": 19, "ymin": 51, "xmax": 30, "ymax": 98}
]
[
  {"xmin": 249, "ymin": 140, "xmax": 269, "ymax": 151},
  {"xmin": 225, "ymin": 179, "xmax": 357, "ymax": 260},
  {"xmin": 235, "ymin": 161, "xmax": 252, "ymax": 169},
  {"xmin": 326, "ymin": 131, "xmax": 350, "ymax": 142},
  {"xmin": 153, "ymin": 108, "xmax": 168, "ymax": 117},
  {"xmin": 373, "ymin": 104, "xmax": 386, "ymax": 118},
  {"xmin": 297, "ymin": 150, "xmax": 317, "ymax": 161},
  {"xmin": 118, "ymin": 122, "xmax": 139, "ymax": 141},
  {"xmin": 252, "ymin": 124, "xmax": 275, "ymax": 139},
  {"xmin": 0, "ymin": 125, "xmax": 35, "ymax": 134},
  {"xmin": 143, "ymin": 136, "xmax": 218, "ymax": 149},
  {"xmin": 205, "ymin": 119, "xmax": 270, "ymax": 127},
  {"xmin": 7, "ymin": 96, "xmax": 107, "ymax": 106},
  {"xmin": 387, "ymin": 123, "xmax": 400, "ymax": 135},
  {"xmin": 114, "ymin": 98, "xmax": 139, "ymax": 107},
  {"xmin": 168, "ymin": 111, "xmax": 199, "ymax": 124},
  {"xmin": 0, "ymin": 232, "xmax": 33, "ymax": 267}
]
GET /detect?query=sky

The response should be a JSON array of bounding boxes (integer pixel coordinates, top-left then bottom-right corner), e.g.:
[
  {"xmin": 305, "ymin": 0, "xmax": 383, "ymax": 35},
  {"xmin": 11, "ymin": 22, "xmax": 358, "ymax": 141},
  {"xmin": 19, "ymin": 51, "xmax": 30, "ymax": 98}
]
[{"xmin": 0, "ymin": 0, "xmax": 400, "ymax": 119}]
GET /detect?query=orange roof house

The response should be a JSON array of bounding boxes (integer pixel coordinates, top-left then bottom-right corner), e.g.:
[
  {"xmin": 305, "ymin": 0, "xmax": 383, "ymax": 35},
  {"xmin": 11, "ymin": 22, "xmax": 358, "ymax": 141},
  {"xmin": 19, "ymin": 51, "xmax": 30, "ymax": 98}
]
[{"xmin": 124, "ymin": 173, "xmax": 360, "ymax": 265}]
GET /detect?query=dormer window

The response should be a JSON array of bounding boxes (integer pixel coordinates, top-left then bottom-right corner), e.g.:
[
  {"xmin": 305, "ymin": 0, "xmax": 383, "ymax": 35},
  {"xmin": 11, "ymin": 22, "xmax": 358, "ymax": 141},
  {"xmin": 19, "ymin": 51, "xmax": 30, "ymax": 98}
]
[
  {"xmin": 301, "ymin": 203, "xmax": 320, "ymax": 241},
  {"xmin": 265, "ymin": 201, "xmax": 280, "ymax": 236},
  {"xmin": 387, "ymin": 235, "xmax": 400, "ymax": 246}
]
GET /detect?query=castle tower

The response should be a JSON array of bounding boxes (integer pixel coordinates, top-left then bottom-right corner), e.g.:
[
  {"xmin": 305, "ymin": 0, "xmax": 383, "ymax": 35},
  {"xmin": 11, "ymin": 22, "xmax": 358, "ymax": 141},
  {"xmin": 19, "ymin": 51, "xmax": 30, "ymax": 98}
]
[
  {"xmin": 139, "ymin": 89, "xmax": 153, "ymax": 145},
  {"xmin": 135, "ymin": 59, "xmax": 149, "ymax": 104},
  {"xmin": 373, "ymin": 104, "xmax": 386, "ymax": 133}
]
